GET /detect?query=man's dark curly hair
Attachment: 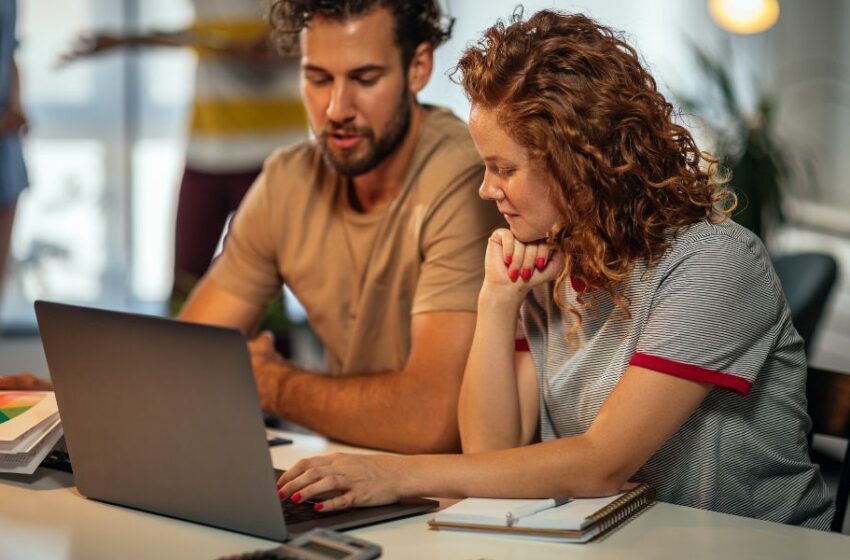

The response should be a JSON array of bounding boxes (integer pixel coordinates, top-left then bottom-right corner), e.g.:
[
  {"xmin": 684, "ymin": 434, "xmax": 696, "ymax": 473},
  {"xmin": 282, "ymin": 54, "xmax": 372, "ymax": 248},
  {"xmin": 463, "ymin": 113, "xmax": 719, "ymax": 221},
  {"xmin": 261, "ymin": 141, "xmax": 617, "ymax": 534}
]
[{"xmin": 268, "ymin": 0, "xmax": 453, "ymax": 67}]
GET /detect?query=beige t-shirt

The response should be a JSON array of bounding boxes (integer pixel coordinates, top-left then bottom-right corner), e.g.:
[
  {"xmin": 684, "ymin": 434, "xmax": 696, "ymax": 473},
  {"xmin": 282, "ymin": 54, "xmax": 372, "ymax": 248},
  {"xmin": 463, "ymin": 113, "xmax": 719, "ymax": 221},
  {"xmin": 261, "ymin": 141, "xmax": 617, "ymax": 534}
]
[{"xmin": 210, "ymin": 107, "xmax": 503, "ymax": 375}]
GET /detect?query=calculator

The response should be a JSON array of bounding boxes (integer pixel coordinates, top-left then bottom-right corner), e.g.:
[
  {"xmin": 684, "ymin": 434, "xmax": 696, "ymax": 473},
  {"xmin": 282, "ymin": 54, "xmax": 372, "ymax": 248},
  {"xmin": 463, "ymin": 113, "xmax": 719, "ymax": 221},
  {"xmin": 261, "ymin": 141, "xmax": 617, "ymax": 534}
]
[{"xmin": 225, "ymin": 528, "xmax": 381, "ymax": 560}]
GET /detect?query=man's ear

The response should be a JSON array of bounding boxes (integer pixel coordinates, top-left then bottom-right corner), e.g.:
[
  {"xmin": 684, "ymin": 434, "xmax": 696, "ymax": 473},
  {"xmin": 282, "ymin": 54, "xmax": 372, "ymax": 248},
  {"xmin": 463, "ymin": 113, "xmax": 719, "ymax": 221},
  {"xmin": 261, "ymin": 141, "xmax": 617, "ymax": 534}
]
[{"xmin": 407, "ymin": 42, "xmax": 434, "ymax": 94}]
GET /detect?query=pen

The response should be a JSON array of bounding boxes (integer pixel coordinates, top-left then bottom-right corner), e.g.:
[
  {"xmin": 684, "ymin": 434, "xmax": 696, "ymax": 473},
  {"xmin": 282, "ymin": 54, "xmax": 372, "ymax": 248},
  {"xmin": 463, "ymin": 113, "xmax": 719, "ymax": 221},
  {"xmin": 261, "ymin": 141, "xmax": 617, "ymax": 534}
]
[{"xmin": 505, "ymin": 498, "xmax": 572, "ymax": 526}]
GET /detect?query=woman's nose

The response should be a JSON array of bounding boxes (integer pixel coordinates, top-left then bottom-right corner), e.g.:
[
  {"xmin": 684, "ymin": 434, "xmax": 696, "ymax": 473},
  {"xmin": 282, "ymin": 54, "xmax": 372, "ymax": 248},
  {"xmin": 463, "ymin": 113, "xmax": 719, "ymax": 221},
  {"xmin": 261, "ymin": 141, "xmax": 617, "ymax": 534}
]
[{"xmin": 478, "ymin": 175, "xmax": 504, "ymax": 201}]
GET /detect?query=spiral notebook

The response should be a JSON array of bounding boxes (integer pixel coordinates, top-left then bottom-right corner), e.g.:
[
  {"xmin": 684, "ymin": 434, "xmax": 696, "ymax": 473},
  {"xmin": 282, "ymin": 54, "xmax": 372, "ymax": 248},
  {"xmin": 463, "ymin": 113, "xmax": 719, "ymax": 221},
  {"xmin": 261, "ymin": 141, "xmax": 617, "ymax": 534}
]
[{"xmin": 428, "ymin": 483, "xmax": 655, "ymax": 543}]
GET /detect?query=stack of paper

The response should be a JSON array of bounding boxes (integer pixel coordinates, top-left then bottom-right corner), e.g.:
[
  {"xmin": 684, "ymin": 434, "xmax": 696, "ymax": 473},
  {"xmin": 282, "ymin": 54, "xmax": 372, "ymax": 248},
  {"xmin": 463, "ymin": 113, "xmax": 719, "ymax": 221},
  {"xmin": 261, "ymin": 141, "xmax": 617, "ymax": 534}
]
[{"xmin": 0, "ymin": 391, "xmax": 63, "ymax": 475}]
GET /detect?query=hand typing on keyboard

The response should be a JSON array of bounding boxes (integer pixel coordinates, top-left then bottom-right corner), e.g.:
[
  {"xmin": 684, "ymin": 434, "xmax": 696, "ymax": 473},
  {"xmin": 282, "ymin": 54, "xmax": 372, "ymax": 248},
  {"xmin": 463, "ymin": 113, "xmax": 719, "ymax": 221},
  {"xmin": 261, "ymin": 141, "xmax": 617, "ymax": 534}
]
[{"xmin": 276, "ymin": 453, "xmax": 406, "ymax": 512}]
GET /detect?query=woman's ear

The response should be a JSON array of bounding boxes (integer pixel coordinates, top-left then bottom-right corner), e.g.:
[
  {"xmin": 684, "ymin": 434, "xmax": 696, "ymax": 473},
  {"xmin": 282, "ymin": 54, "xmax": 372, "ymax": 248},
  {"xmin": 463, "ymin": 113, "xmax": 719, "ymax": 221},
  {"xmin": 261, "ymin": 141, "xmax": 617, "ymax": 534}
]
[{"xmin": 407, "ymin": 42, "xmax": 434, "ymax": 94}]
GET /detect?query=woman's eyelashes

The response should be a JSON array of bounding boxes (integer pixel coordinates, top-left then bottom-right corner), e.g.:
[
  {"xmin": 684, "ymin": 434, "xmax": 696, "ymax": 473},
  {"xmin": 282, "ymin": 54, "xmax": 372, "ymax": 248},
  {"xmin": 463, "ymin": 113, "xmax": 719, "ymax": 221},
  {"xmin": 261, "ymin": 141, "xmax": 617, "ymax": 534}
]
[{"xmin": 489, "ymin": 165, "xmax": 515, "ymax": 178}]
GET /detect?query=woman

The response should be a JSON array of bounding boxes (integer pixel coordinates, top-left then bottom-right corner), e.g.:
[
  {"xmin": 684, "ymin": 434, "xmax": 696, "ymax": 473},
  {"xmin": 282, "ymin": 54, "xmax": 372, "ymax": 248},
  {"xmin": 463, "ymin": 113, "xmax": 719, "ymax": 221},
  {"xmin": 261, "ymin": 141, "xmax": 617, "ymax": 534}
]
[{"xmin": 276, "ymin": 10, "xmax": 834, "ymax": 529}]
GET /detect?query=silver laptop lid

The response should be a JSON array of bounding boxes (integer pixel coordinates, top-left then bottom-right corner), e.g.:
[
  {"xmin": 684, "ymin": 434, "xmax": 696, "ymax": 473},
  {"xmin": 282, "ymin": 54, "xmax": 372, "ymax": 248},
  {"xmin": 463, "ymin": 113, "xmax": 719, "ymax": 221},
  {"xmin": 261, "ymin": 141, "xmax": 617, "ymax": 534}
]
[{"xmin": 35, "ymin": 300, "xmax": 288, "ymax": 541}]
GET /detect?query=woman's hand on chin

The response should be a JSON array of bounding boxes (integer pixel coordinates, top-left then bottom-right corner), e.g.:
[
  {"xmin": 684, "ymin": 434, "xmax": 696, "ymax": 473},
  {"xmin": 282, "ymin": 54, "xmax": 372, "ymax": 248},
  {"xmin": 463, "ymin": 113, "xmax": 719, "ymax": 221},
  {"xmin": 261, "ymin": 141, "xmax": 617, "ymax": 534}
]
[
  {"xmin": 276, "ymin": 453, "xmax": 406, "ymax": 512},
  {"xmin": 482, "ymin": 228, "xmax": 563, "ymax": 304}
]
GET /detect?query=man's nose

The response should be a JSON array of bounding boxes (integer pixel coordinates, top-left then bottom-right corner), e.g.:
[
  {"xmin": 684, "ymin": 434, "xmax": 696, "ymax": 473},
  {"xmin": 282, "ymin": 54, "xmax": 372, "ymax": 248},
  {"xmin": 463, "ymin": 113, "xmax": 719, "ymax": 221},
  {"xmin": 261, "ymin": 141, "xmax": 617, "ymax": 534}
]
[{"xmin": 326, "ymin": 81, "xmax": 356, "ymax": 123}]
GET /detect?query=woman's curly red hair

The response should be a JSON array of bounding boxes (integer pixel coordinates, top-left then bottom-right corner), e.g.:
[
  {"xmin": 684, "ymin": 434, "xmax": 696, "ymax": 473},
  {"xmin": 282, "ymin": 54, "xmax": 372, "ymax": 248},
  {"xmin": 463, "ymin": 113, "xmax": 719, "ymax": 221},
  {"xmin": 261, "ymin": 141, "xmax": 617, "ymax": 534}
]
[{"xmin": 456, "ymin": 10, "xmax": 734, "ymax": 321}]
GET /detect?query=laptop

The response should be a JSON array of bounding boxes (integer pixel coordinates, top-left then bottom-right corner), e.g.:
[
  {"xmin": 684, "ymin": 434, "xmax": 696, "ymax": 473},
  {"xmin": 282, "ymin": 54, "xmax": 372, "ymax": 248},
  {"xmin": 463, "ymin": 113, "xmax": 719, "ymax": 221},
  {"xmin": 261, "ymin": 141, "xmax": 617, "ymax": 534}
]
[{"xmin": 34, "ymin": 300, "xmax": 437, "ymax": 541}]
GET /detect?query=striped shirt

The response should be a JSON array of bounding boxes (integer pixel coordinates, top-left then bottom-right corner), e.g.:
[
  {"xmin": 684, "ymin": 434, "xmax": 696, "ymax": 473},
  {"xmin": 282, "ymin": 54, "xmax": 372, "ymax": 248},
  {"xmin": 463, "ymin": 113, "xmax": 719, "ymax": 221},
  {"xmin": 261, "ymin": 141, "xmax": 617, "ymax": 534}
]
[
  {"xmin": 185, "ymin": 0, "xmax": 307, "ymax": 172},
  {"xmin": 520, "ymin": 220, "xmax": 834, "ymax": 529}
]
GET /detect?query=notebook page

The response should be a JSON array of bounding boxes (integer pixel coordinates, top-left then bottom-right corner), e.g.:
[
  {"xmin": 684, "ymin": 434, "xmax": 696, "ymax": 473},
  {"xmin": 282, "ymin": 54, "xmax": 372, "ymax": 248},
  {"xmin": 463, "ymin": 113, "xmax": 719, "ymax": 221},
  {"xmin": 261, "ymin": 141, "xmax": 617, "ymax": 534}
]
[
  {"xmin": 434, "ymin": 498, "xmax": 553, "ymax": 526},
  {"xmin": 513, "ymin": 492, "xmax": 625, "ymax": 530}
]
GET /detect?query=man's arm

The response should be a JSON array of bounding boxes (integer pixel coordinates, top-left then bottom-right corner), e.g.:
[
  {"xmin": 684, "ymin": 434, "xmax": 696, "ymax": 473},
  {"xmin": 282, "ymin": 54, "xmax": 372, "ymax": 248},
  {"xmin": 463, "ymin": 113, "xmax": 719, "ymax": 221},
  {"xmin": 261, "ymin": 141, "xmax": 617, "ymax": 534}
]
[
  {"xmin": 252, "ymin": 310, "xmax": 476, "ymax": 454},
  {"xmin": 57, "ymin": 30, "xmax": 189, "ymax": 66},
  {"xmin": 178, "ymin": 275, "xmax": 266, "ymax": 333},
  {"xmin": 181, "ymin": 276, "xmax": 474, "ymax": 453},
  {"xmin": 0, "ymin": 373, "xmax": 52, "ymax": 391},
  {"xmin": 59, "ymin": 29, "xmax": 289, "ymax": 67}
]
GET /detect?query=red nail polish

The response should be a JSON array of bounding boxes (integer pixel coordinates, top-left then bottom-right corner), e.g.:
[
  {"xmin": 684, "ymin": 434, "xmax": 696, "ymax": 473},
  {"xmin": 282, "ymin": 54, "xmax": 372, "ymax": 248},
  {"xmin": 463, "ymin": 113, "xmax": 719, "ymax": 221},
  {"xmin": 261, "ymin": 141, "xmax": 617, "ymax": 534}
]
[
  {"xmin": 521, "ymin": 268, "xmax": 532, "ymax": 281},
  {"xmin": 504, "ymin": 255, "xmax": 512, "ymax": 266},
  {"xmin": 535, "ymin": 257, "xmax": 545, "ymax": 270},
  {"xmin": 278, "ymin": 488, "xmax": 286, "ymax": 500},
  {"xmin": 314, "ymin": 503, "xmax": 324, "ymax": 512},
  {"xmin": 291, "ymin": 492, "xmax": 302, "ymax": 503},
  {"xmin": 509, "ymin": 269, "xmax": 519, "ymax": 282}
]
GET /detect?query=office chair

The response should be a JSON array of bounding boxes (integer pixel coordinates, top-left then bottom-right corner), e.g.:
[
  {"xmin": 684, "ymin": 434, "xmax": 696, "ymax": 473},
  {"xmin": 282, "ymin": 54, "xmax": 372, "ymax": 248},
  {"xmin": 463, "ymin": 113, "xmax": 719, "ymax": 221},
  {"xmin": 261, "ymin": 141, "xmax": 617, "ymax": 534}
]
[
  {"xmin": 772, "ymin": 252, "xmax": 838, "ymax": 354},
  {"xmin": 806, "ymin": 366, "xmax": 850, "ymax": 532}
]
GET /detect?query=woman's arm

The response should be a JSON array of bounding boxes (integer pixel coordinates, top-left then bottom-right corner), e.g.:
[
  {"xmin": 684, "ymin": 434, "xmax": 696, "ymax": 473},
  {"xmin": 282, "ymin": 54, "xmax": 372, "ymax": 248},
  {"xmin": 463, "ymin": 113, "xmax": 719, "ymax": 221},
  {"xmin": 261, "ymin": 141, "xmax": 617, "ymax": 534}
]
[
  {"xmin": 458, "ymin": 229, "xmax": 553, "ymax": 452},
  {"xmin": 458, "ymin": 292, "xmax": 539, "ymax": 451},
  {"xmin": 417, "ymin": 364, "xmax": 712, "ymax": 499},
  {"xmin": 277, "ymin": 363, "xmax": 711, "ymax": 510}
]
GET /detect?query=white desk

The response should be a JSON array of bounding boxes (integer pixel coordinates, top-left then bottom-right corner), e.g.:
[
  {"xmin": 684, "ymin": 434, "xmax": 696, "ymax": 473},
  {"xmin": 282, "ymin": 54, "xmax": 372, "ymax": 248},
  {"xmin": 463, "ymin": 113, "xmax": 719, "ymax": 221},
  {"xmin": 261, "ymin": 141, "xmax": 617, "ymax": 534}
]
[{"xmin": 0, "ymin": 431, "xmax": 847, "ymax": 560}]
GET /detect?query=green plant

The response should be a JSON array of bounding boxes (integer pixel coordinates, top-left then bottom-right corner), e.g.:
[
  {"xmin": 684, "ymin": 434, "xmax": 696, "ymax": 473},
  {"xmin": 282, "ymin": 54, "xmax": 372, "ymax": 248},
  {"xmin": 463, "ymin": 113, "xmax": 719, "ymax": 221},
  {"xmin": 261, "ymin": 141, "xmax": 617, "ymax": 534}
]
[
  {"xmin": 677, "ymin": 41, "xmax": 792, "ymax": 238},
  {"xmin": 170, "ymin": 271, "xmax": 300, "ymax": 355}
]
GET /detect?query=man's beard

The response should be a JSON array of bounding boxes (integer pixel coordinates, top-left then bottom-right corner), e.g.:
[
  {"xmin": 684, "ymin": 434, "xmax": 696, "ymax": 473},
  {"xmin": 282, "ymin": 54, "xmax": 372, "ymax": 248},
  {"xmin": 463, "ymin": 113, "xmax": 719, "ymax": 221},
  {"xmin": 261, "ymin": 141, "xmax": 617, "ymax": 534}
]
[{"xmin": 318, "ymin": 92, "xmax": 412, "ymax": 177}]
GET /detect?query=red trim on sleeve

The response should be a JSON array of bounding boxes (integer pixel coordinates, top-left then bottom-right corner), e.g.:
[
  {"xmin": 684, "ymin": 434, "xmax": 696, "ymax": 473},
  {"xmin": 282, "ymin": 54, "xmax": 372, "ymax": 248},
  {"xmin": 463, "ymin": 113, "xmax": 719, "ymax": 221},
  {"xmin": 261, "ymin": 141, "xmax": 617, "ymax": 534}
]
[
  {"xmin": 629, "ymin": 352, "xmax": 752, "ymax": 396},
  {"xmin": 570, "ymin": 276, "xmax": 587, "ymax": 292},
  {"xmin": 515, "ymin": 339, "xmax": 530, "ymax": 352}
]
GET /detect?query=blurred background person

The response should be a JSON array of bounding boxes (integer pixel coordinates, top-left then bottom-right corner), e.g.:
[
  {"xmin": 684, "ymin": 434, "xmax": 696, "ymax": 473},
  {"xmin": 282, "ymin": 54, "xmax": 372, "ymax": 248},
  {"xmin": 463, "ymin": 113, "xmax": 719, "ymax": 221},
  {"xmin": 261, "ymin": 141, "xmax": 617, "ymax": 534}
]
[
  {"xmin": 60, "ymin": 0, "xmax": 308, "ymax": 311},
  {"xmin": 0, "ymin": 0, "xmax": 28, "ymax": 304}
]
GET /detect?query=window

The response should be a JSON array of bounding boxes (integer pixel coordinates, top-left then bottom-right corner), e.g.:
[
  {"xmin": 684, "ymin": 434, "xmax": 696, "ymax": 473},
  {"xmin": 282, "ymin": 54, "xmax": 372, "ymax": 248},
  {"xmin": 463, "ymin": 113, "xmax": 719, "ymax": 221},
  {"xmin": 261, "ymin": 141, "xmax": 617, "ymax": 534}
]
[{"xmin": 3, "ymin": 0, "xmax": 192, "ymax": 328}]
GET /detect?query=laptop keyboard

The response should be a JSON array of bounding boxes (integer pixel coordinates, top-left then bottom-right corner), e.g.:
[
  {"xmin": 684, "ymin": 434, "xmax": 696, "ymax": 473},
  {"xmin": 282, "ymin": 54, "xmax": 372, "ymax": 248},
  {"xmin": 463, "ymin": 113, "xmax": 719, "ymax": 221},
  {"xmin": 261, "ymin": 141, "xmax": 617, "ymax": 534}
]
[{"xmin": 281, "ymin": 498, "xmax": 349, "ymax": 525}]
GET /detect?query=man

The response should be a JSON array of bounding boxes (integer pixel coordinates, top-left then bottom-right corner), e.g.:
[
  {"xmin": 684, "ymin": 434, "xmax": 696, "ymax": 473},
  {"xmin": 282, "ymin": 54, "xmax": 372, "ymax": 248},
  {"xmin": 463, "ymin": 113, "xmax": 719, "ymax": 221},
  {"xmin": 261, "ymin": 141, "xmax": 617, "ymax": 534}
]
[{"xmin": 179, "ymin": 0, "xmax": 503, "ymax": 453}]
